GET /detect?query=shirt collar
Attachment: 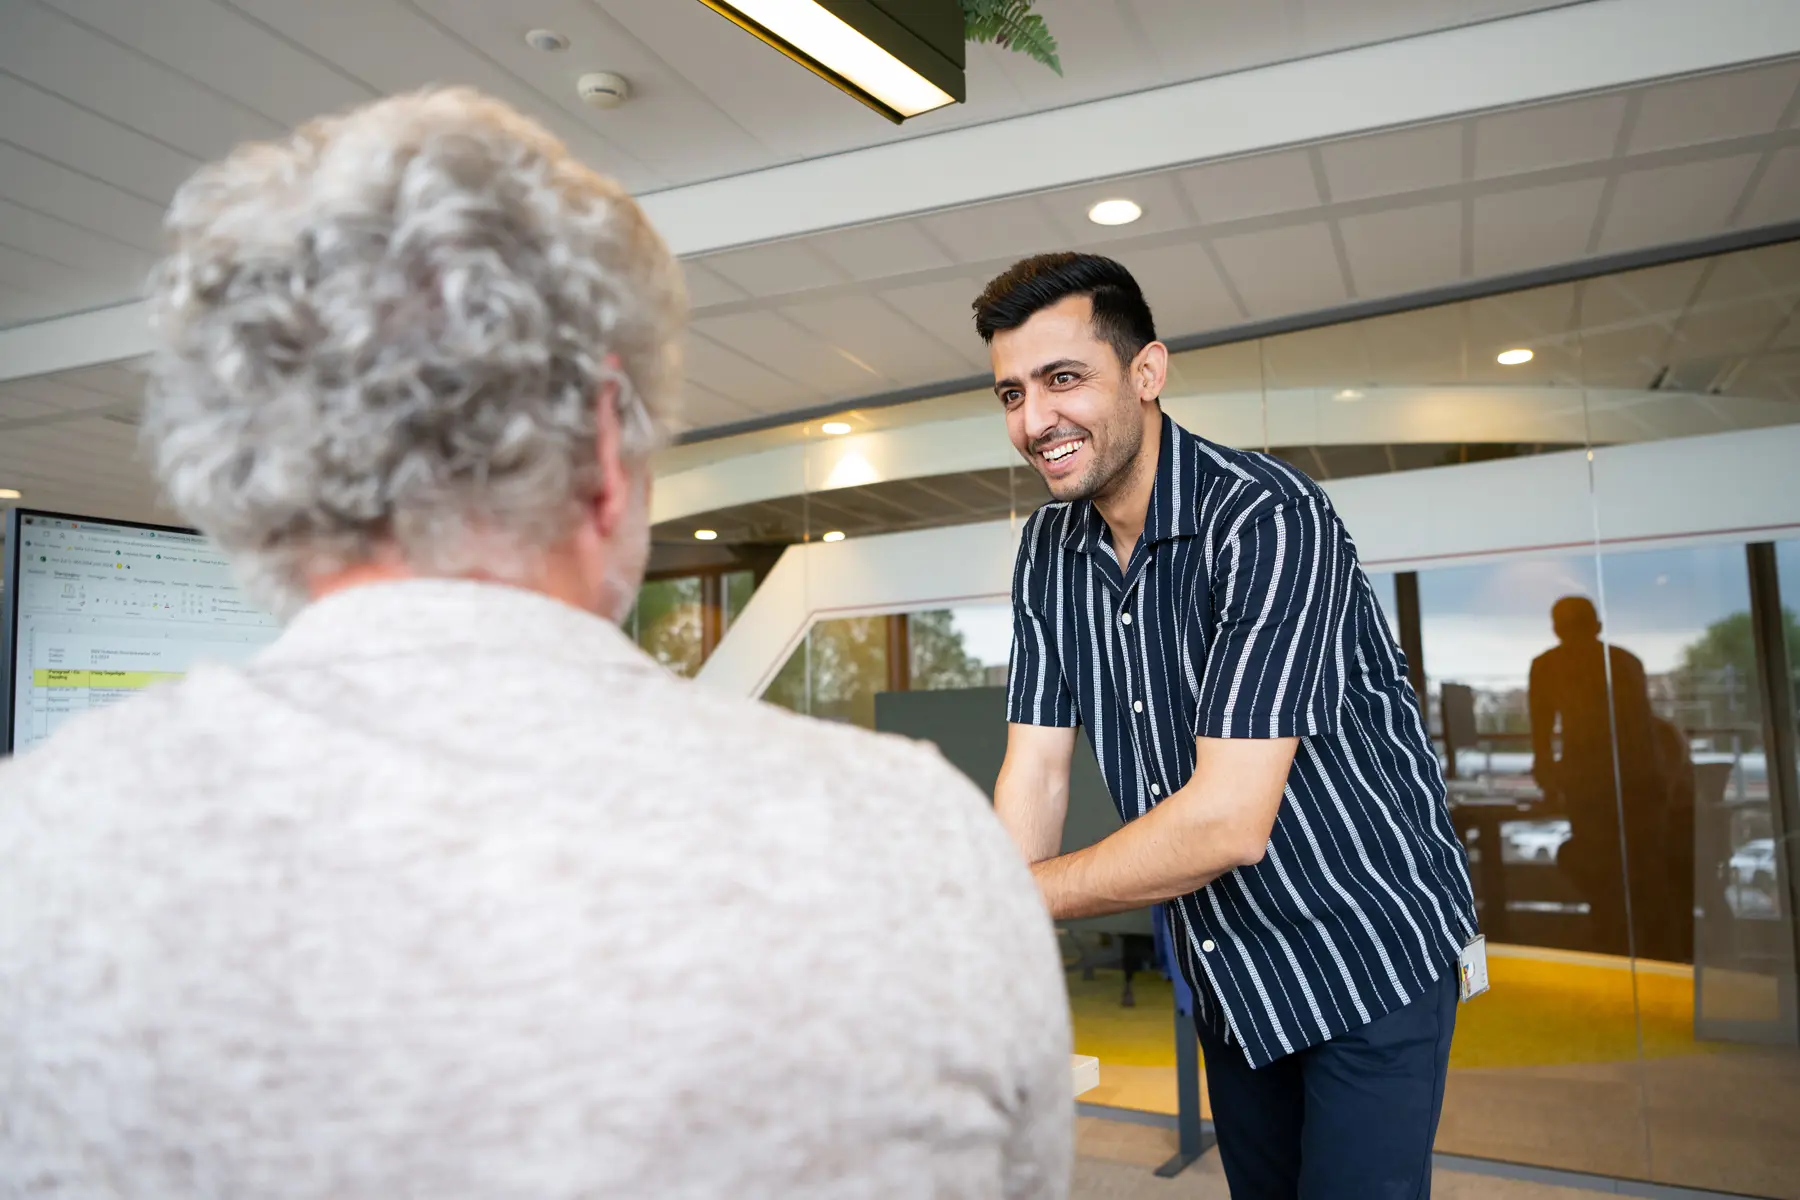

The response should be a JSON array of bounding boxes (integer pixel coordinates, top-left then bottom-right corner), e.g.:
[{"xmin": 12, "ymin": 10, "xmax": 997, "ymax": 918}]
[
  {"xmin": 257, "ymin": 577, "xmax": 652, "ymax": 673},
  {"xmin": 1060, "ymin": 412, "xmax": 1204, "ymax": 554}
]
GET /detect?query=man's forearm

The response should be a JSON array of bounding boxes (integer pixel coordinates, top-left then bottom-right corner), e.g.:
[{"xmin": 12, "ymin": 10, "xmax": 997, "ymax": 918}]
[
  {"xmin": 1029, "ymin": 798, "xmax": 1250, "ymax": 919},
  {"xmin": 1029, "ymin": 736, "xmax": 1298, "ymax": 920},
  {"xmin": 992, "ymin": 725, "xmax": 1077, "ymax": 864}
]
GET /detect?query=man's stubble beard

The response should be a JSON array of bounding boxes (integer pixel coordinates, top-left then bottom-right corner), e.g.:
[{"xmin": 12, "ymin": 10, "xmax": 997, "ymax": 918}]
[{"xmin": 1051, "ymin": 407, "xmax": 1145, "ymax": 505}]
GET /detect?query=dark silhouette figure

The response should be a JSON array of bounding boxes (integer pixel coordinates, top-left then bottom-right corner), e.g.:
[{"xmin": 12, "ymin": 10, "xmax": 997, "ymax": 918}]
[{"xmin": 1529, "ymin": 597, "xmax": 1671, "ymax": 958}]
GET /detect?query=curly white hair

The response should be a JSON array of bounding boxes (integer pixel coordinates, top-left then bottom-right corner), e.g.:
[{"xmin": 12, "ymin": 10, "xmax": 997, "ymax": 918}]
[{"xmin": 144, "ymin": 88, "xmax": 686, "ymax": 616}]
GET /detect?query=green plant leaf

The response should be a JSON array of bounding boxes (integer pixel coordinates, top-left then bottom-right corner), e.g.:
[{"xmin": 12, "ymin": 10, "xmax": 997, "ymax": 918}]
[{"xmin": 961, "ymin": 0, "xmax": 1062, "ymax": 75}]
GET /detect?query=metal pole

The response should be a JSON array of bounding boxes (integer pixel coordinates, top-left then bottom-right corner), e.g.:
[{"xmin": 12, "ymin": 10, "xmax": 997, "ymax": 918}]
[
  {"xmin": 1155, "ymin": 1008, "xmax": 1216, "ymax": 1176},
  {"xmin": 1745, "ymin": 543, "xmax": 1800, "ymax": 1038}
]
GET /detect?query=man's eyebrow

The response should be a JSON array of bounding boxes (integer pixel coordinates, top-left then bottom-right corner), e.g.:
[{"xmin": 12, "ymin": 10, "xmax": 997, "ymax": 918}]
[
  {"xmin": 993, "ymin": 358, "xmax": 1091, "ymax": 396},
  {"xmin": 1031, "ymin": 358, "xmax": 1088, "ymax": 381}
]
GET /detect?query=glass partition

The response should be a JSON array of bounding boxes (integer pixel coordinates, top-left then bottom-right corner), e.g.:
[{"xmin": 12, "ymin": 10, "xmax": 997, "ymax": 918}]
[{"xmin": 665, "ymin": 235, "xmax": 1800, "ymax": 1193}]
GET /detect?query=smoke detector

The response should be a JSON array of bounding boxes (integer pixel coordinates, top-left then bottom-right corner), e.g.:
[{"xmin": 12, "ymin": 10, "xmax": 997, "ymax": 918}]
[{"xmin": 577, "ymin": 72, "xmax": 631, "ymax": 109}]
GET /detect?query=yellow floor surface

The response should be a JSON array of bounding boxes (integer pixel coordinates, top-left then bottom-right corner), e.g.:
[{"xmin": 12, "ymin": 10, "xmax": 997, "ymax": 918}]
[{"xmin": 1068, "ymin": 946, "xmax": 1800, "ymax": 1196}]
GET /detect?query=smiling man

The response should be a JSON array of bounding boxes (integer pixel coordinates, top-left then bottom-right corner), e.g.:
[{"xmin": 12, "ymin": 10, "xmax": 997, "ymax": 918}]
[{"xmin": 975, "ymin": 253, "xmax": 1479, "ymax": 1199}]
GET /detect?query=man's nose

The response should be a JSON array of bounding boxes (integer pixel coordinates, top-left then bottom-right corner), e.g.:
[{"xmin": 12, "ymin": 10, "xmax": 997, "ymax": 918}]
[{"xmin": 1019, "ymin": 386, "xmax": 1060, "ymax": 443}]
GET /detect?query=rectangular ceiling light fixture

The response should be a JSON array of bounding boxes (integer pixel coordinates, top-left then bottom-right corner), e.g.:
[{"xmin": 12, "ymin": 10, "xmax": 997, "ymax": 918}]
[{"xmin": 696, "ymin": 0, "xmax": 965, "ymax": 123}]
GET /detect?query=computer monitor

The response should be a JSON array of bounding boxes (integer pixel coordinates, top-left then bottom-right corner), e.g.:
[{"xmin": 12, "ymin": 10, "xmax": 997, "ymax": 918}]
[{"xmin": 0, "ymin": 508, "xmax": 281, "ymax": 757}]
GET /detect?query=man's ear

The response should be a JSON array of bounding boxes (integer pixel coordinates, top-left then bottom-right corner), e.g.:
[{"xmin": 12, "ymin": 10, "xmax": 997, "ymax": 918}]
[
  {"xmin": 1133, "ymin": 341, "xmax": 1169, "ymax": 404},
  {"xmin": 591, "ymin": 373, "xmax": 628, "ymax": 537}
]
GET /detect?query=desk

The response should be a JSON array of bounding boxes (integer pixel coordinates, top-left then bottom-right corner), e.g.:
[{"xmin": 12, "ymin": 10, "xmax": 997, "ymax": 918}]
[
  {"xmin": 1071, "ymin": 1055, "xmax": 1099, "ymax": 1097},
  {"xmin": 1447, "ymin": 789, "xmax": 1543, "ymax": 945}
]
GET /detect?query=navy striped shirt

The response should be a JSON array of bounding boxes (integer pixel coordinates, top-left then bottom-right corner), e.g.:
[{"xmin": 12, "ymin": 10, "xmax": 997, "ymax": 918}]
[{"xmin": 1008, "ymin": 414, "xmax": 1478, "ymax": 1068}]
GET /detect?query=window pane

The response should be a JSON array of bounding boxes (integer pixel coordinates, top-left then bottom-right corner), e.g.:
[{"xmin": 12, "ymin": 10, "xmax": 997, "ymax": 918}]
[
  {"xmin": 1598, "ymin": 543, "xmax": 1800, "ymax": 1196},
  {"xmin": 633, "ymin": 576, "xmax": 704, "ymax": 678},
  {"xmin": 762, "ymin": 617, "xmax": 887, "ymax": 728},
  {"xmin": 911, "ymin": 605, "xmax": 1010, "ymax": 691},
  {"xmin": 1417, "ymin": 552, "xmax": 1651, "ymax": 1178},
  {"xmin": 723, "ymin": 570, "xmax": 756, "ymax": 628},
  {"xmin": 1366, "ymin": 570, "xmax": 1400, "ymax": 640}
]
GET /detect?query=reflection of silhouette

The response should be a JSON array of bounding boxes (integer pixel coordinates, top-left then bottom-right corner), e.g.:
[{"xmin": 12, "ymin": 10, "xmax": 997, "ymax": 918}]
[{"xmin": 1529, "ymin": 597, "xmax": 1676, "ymax": 958}]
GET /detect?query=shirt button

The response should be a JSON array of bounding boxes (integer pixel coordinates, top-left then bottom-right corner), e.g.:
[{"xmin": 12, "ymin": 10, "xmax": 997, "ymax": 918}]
[
  {"xmin": 1120, "ymin": 612, "xmax": 1132, "ymax": 626},
  {"xmin": 1202, "ymin": 940, "xmax": 1216, "ymax": 953},
  {"xmin": 1133, "ymin": 700, "xmax": 1144, "ymax": 713},
  {"xmin": 1150, "ymin": 783, "xmax": 1162, "ymax": 797}
]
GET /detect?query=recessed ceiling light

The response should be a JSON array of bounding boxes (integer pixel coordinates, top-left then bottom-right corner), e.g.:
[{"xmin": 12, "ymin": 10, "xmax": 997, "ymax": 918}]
[
  {"xmin": 1497, "ymin": 348, "xmax": 1534, "ymax": 366},
  {"xmin": 1333, "ymin": 389, "xmax": 1364, "ymax": 402},
  {"xmin": 0, "ymin": 488, "xmax": 19, "ymax": 500},
  {"xmin": 821, "ymin": 530, "xmax": 846, "ymax": 543},
  {"xmin": 524, "ymin": 28, "xmax": 570, "ymax": 52},
  {"xmin": 1087, "ymin": 199, "xmax": 1142, "ymax": 227},
  {"xmin": 820, "ymin": 421, "xmax": 853, "ymax": 436},
  {"xmin": 694, "ymin": 529, "xmax": 719, "ymax": 542}
]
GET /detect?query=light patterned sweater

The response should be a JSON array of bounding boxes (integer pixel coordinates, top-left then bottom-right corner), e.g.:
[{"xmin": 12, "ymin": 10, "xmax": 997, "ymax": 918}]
[{"xmin": 0, "ymin": 579, "xmax": 1071, "ymax": 1198}]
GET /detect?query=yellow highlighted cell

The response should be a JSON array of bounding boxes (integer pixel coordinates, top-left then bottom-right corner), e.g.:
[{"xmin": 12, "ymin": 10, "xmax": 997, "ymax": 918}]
[{"xmin": 32, "ymin": 669, "xmax": 184, "ymax": 689}]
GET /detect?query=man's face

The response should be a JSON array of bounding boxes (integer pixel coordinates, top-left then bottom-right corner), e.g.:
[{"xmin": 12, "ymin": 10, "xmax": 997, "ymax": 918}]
[{"xmin": 990, "ymin": 295, "xmax": 1146, "ymax": 503}]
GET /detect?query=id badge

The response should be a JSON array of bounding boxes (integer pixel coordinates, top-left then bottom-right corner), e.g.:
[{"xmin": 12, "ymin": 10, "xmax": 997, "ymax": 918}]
[{"xmin": 1457, "ymin": 935, "xmax": 1490, "ymax": 1003}]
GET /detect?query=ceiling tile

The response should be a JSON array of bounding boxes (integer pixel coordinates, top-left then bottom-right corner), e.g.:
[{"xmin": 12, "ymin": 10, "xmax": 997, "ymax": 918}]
[
  {"xmin": 1319, "ymin": 121, "xmax": 1463, "ymax": 203},
  {"xmin": 921, "ymin": 196, "xmax": 1066, "ymax": 265},
  {"xmin": 680, "ymin": 332, "xmax": 823, "ymax": 410},
  {"xmin": 1598, "ymin": 155, "xmax": 1761, "ymax": 254},
  {"xmin": 1628, "ymin": 61, "xmax": 1800, "ymax": 155},
  {"xmin": 1110, "ymin": 241, "xmax": 1243, "ymax": 340},
  {"xmin": 779, "ymin": 295, "xmax": 972, "ymax": 385},
  {"xmin": 0, "ymin": 243, "xmax": 112, "ymax": 308},
  {"xmin": 0, "ymin": 71, "xmax": 196, "ymax": 204},
  {"xmin": 229, "ymin": 0, "xmax": 665, "ymax": 191},
  {"xmin": 1472, "ymin": 178, "xmax": 1607, "ymax": 277},
  {"xmin": 0, "ymin": 372, "xmax": 130, "ymax": 416},
  {"xmin": 1474, "ymin": 94, "xmax": 1628, "ymax": 180},
  {"xmin": 1575, "ymin": 258, "xmax": 1710, "ymax": 329},
  {"xmin": 1352, "ymin": 303, "xmax": 1473, "ymax": 385},
  {"xmin": 0, "ymin": 197, "xmax": 156, "ymax": 282},
  {"xmin": 1259, "ymin": 321, "xmax": 1371, "ymax": 389},
  {"xmin": 0, "ymin": 141, "xmax": 166, "ymax": 254},
  {"xmin": 1212, "ymin": 222, "xmax": 1348, "ymax": 318},
  {"xmin": 592, "ymin": 0, "xmax": 895, "ymax": 165},
  {"xmin": 877, "ymin": 276, "xmax": 994, "ymax": 369},
  {"xmin": 1340, "ymin": 201, "xmax": 1463, "ymax": 299},
  {"xmin": 0, "ymin": 391, "xmax": 63, "ymax": 424},
  {"xmin": 680, "ymin": 262, "xmax": 748, "ymax": 310},
  {"xmin": 678, "ymin": 382, "xmax": 757, "ymax": 431},
  {"xmin": 413, "ymin": 0, "xmax": 775, "ymax": 185},
  {"xmin": 1042, "ymin": 174, "xmax": 1194, "ymax": 245},
  {"xmin": 0, "ymin": 282, "xmax": 58, "ymax": 327},
  {"xmin": 699, "ymin": 242, "xmax": 848, "ymax": 299},
  {"xmin": 63, "ymin": 363, "xmax": 149, "ymax": 402},
  {"xmin": 0, "ymin": 2, "xmax": 280, "ymax": 162},
  {"xmin": 691, "ymin": 311, "xmax": 883, "ymax": 395},
  {"xmin": 44, "ymin": 0, "xmax": 374, "ymax": 129},
  {"xmin": 1177, "ymin": 150, "xmax": 1320, "ymax": 224},
  {"xmin": 1294, "ymin": 0, "xmax": 1572, "ymax": 55},
  {"xmin": 809, "ymin": 221, "xmax": 955, "ymax": 282},
  {"xmin": 1737, "ymin": 148, "xmax": 1800, "ymax": 230},
  {"xmin": 1128, "ymin": 0, "xmax": 1296, "ymax": 82}
]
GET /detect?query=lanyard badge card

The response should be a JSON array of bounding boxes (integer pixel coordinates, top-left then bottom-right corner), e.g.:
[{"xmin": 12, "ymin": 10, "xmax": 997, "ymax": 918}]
[{"xmin": 1458, "ymin": 935, "xmax": 1490, "ymax": 1002}]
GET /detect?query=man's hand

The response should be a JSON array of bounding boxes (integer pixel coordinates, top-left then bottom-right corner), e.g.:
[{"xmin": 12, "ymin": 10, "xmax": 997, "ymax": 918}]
[{"xmin": 1030, "ymin": 736, "xmax": 1299, "ymax": 920}]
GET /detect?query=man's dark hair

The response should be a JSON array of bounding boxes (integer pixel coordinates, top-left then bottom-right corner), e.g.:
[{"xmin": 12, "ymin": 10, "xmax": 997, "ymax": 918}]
[{"xmin": 972, "ymin": 253, "xmax": 1157, "ymax": 370}]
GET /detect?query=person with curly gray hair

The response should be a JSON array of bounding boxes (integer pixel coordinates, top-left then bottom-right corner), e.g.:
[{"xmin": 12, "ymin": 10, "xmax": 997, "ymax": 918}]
[{"xmin": 0, "ymin": 90, "xmax": 1073, "ymax": 1198}]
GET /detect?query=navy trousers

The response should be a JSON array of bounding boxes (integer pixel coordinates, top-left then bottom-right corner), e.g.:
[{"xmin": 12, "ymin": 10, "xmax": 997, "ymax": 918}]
[{"xmin": 1195, "ymin": 969, "xmax": 1458, "ymax": 1199}]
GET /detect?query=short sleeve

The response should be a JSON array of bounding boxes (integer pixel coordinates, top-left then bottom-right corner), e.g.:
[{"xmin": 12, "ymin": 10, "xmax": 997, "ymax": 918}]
[
  {"xmin": 1196, "ymin": 498, "xmax": 1356, "ymax": 740},
  {"xmin": 1006, "ymin": 515, "xmax": 1079, "ymax": 729}
]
